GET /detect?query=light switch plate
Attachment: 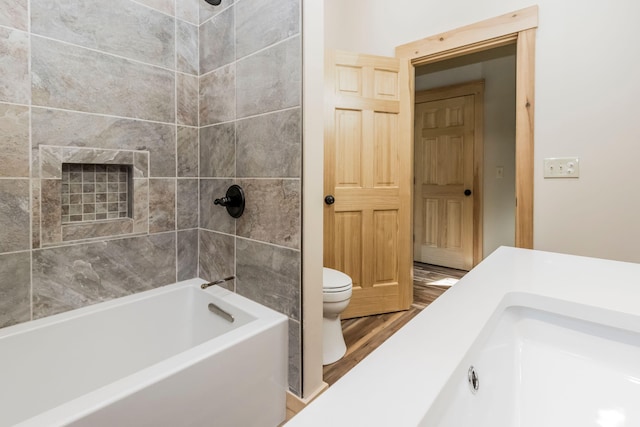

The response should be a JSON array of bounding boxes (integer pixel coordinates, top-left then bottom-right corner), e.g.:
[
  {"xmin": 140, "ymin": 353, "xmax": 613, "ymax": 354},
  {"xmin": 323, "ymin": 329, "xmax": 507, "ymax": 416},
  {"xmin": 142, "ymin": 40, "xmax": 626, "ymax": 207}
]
[{"xmin": 544, "ymin": 157, "xmax": 580, "ymax": 178}]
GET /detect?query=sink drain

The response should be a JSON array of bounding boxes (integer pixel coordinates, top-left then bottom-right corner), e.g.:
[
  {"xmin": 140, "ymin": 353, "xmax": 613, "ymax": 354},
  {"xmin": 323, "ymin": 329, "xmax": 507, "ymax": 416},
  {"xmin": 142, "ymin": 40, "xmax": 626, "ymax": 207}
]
[{"xmin": 468, "ymin": 365, "xmax": 479, "ymax": 394}]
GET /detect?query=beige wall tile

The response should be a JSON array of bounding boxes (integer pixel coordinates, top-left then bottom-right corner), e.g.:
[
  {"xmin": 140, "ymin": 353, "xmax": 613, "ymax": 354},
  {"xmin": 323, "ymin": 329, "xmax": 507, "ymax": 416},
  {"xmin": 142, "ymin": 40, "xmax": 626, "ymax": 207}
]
[
  {"xmin": 32, "ymin": 36, "xmax": 175, "ymax": 123},
  {"xmin": 0, "ymin": 0, "xmax": 28, "ymax": 31},
  {"xmin": 0, "ymin": 179, "xmax": 30, "ymax": 253},
  {"xmin": 0, "ymin": 27, "xmax": 29, "ymax": 104},
  {"xmin": 0, "ymin": 103, "xmax": 29, "ymax": 177},
  {"xmin": 0, "ymin": 251, "xmax": 30, "ymax": 328}
]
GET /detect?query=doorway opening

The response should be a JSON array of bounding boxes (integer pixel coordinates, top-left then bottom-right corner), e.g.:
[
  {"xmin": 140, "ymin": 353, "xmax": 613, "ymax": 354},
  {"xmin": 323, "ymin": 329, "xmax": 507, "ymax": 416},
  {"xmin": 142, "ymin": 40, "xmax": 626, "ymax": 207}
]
[
  {"xmin": 396, "ymin": 6, "xmax": 537, "ymax": 252},
  {"xmin": 413, "ymin": 44, "xmax": 517, "ymax": 270}
]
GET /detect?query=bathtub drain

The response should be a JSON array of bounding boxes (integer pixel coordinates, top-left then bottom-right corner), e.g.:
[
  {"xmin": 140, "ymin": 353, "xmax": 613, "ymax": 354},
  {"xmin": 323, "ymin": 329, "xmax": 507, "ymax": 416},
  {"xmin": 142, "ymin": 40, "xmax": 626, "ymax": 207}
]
[{"xmin": 468, "ymin": 366, "xmax": 479, "ymax": 394}]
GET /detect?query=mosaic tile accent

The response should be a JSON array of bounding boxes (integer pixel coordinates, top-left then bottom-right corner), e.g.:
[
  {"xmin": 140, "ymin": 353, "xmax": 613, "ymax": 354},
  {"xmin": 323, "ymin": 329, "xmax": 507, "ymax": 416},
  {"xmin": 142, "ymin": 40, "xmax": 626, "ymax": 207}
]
[{"xmin": 61, "ymin": 163, "xmax": 131, "ymax": 223}]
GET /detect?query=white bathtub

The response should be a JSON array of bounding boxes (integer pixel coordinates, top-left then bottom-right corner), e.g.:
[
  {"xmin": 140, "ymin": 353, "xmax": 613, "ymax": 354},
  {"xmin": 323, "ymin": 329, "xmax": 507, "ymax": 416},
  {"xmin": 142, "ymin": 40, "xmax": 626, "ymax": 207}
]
[
  {"xmin": 0, "ymin": 278, "xmax": 288, "ymax": 427},
  {"xmin": 289, "ymin": 247, "xmax": 640, "ymax": 426}
]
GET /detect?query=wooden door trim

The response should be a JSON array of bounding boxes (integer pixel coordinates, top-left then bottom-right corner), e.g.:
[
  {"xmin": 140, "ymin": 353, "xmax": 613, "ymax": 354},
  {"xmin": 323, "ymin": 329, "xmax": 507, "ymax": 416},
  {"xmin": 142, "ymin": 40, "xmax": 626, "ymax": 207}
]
[
  {"xmin": 515, "ymin": 29, "xmax": 535, "ymax": 249},
  {"xmin": 395, "ymin": 6, "xmax": 538, "ymax": 61},
  {"xmin": 396, "ymin": 6, "xmax": 537, "ymax": 249},
  {"xmin": 415, "ymin": 80, "xmax": 484, "ymax": 266}
]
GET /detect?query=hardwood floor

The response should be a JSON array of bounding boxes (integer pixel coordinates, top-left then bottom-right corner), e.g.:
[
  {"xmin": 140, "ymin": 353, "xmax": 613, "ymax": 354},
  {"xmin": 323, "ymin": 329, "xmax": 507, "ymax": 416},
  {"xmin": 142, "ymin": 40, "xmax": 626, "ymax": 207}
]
[{"xmin": 322, "ymin": 262, "xmax": 467, "ymax": 386}]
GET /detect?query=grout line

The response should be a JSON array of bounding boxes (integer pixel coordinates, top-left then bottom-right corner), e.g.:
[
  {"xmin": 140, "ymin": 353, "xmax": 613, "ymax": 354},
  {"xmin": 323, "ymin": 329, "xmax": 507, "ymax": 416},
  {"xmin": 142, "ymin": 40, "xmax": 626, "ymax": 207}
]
[
  {"xmin": 0, "ymin": 23, "xmax": 28, "ymax": 33},
  {"xmin": 30, "ymin": 105, "xmax": 180, "ymax": 128},
  {"xmin": 200, "ymin": 105, "xmax": 300, "ymax": 128},
  {"xmin": 129, "ymin": 0, "xmax": 177, "ymax": 20},
  {"xmin": 197, "ymin": 32, "xmax": 303, "ymax": 81},
  {"xmin": 201, "ymin": 177, "xmax": 301, "ymax": 181},
  {"xmin": 31, "ymin": 229, "xmax": 188, "ymax": 252},
  {"xmin": 196, "ymin": 10, "xmax": 201, "ymax": 280},
  {"xmin": 232, "ymin": 0, "xmax": 238, "ymax": 282},
  {"xmin": 196, "ymin": 228, "xmax": 303, "ymax": 288},
  {"xmin": 0, "ymin": 100, "xmax": 30, "ymax": 108},
  {"xmin": 174, "ymin": 6, "xmax": 179, "ymax": 284},
  {"xmin": 235, "ymin": 235, "xmax": 301, "ymax": 253},
  {"xmin": 234, "ymin": 33, "xmax": 300, "ymax": 64},
  {"xmin": 31, "ymin": 33, "xmax": 178, "ymax": 75},
  {"xmin": 232, "ymin": 2, "xmax": 237, "ymax": 294},
  {"xmin": 199, "ymin": 2, "xmax": 234, "ymax": 27},
  {"xmin": 28, "ymin": 0, "xmax": 34, "ymax": 322}
]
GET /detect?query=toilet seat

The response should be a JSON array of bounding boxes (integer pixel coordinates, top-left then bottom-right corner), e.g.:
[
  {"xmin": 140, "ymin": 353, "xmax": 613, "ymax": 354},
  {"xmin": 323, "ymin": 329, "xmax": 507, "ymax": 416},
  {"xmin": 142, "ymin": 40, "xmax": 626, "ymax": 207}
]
[
  {"xmin": 323, "ymin": 268, "xmax": 352, "ymax": 292},
  {"xmin": 323, "ymin": 284, "xmax": 352, "ymax": 293}
]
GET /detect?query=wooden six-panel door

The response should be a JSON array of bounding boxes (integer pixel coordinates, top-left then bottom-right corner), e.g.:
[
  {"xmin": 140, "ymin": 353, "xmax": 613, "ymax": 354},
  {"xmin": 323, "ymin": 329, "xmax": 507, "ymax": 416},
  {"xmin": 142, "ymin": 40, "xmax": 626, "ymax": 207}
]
[
  {"xmin": 414, "ymin": 85, "xmax": 481, "ymax": 271},
  {"xmin": 324, "ymin": 50, "xmax": 412, "ymax": 319}
]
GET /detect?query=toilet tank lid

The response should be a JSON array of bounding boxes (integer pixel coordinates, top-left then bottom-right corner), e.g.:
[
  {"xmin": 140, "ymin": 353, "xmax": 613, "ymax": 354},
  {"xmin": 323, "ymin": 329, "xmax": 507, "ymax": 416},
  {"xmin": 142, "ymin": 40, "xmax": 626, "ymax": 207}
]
[{"xmin": 323, "ymin": 267, "xmax": 352, "ymax": 290}]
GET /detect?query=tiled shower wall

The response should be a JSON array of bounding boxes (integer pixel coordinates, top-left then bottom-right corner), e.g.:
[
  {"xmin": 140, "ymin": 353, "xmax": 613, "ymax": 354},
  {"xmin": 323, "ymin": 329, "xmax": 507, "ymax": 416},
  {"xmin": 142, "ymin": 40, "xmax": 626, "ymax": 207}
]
[
  {"xmin": 197, "ymin": 0, "xmax": 303, "ymax": 394},
  {"xmin": 0, "ymin": 0, "xmax": 303, "ymax": 395}
]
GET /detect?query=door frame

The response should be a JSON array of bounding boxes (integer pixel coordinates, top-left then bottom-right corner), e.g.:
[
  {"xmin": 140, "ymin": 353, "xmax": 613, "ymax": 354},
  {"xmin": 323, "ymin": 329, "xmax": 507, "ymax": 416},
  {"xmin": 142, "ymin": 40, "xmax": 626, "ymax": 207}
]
[
  {"xmin": 414, "ymin": 80, "xmax": 485, "ymax": 267},
  {"xmin": 396, "ymin": 5, "xmax": 537, "ymax": 249},
  {"xmin": 299, "ymin": 4, "xmax": 538, "ymax": 403}
]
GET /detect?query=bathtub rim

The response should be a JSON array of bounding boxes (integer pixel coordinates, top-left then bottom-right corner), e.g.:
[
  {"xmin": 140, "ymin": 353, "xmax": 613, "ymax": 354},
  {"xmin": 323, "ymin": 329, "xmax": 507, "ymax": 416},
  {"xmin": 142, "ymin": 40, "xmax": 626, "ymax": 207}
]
[
  {"xmin": 3, "ymin": 278, "xmax": 288, "ymax": 427},
  {"xmin": 0, "ymin": 278, "xmax": 282, "ymax": 340}
]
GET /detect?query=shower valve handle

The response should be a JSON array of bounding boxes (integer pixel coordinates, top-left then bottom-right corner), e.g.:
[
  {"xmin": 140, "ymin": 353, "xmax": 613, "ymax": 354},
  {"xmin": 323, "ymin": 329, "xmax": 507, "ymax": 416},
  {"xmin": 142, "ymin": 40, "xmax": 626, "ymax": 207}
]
[
  {"xmin": 214, "ymin": 185, "xmax": 245, "ymax": 218},
  {"xmin": 214, "ymin": 196, "xmax": 232, "ymax": 206}
]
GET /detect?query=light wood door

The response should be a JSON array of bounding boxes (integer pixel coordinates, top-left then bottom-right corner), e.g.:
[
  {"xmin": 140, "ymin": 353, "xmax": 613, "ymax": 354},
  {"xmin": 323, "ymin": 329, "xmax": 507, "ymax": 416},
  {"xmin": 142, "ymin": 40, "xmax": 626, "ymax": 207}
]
[
  {"xmin": 324, "ymin": 50, "xmax": 412, "ymax": 319},
  {"xmin": 414, "ymin": 91, "xmax": 478, "ymax": 270}
]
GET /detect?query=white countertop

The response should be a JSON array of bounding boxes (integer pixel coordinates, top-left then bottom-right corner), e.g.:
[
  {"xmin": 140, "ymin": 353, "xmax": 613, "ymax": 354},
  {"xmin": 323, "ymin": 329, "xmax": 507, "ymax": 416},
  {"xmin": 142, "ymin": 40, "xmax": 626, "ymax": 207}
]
[{"xmin": 287, "ymin": 247, "xmax": 640, "ymax": 426}]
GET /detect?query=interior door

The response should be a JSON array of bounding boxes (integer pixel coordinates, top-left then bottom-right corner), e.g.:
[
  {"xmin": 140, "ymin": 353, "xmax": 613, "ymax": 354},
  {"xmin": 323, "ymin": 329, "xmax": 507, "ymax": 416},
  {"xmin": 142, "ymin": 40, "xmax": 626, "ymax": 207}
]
[
  {"xmin": 324, "ymin": 50, "xmax": 412, "ymax": 319},
  {"xmin": 414, "ymin": 93, "xmax": 476, "ymax": 270}
]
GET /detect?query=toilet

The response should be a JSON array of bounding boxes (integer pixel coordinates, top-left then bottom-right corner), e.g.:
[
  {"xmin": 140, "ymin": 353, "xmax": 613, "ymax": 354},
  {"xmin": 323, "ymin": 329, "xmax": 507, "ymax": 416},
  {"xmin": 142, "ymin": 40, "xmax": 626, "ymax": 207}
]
[{"xmin": 322, "ymin": 267, "xmax": 353, "ymax": 365}]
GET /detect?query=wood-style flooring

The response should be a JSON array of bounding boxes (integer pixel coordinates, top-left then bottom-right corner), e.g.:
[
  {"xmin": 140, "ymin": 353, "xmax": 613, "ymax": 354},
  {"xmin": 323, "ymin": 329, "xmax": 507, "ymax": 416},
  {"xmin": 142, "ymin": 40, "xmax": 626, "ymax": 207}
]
[{"xmin": 322, "ymin": 262, "xmax": 467, "ymax": 386}]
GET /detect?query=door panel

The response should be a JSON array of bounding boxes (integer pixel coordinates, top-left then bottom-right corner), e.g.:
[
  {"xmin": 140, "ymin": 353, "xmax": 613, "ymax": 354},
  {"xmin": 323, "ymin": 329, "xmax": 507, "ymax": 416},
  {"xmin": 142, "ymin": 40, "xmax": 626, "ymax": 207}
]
[
  {"xmin": 325, "ymin": 50, "xmax": 412, "ymax": 319},
  {"xmin": 334, "ymin": 211, "xmax": 363, "ymax": 288},
  {"xmin": 373, "ymin": 112, "xmax": 399, "ymax": 187},
  {"xmin": 373, "ymin": 210, "xmax": 398, "ymax": 283},
  {"xmin": 335, "ymin": 110, "xmax": 362, "ymax": 187}
]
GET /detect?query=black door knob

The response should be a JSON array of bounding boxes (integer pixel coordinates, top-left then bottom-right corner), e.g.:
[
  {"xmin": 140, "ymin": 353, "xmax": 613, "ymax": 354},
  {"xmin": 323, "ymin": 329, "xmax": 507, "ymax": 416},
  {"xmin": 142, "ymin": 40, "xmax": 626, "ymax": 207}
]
[
  {"xmin": 324, "ymin": 195, "xmax": 335, "ymax": 205},
  {"xmin": 464, "ymin": 189, "xmax": 472, "ymax": 196}
]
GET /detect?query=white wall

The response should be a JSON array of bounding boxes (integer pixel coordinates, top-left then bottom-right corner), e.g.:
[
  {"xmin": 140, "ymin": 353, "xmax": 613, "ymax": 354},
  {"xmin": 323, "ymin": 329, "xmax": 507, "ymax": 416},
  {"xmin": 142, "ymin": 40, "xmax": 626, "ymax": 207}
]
[
  {"xmin": 302, "ymin": 0, "xmax": 325, "ymax": 399},
  {"xmin": 415, "ymin": 48, "xmax": 517, "ymax": 258},
  {"xmin": 325, "ymin": 0, "xmax": 640, "ymax": 263},
  {"xmin": 482, "ymin": 54, "xmax": 516, "ymax": 257}
]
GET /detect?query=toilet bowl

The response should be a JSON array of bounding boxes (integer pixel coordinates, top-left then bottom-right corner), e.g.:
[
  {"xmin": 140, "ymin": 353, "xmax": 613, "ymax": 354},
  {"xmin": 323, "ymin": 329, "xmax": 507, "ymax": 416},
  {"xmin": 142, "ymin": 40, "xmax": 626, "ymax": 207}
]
[{"xmin": 323, "ymin": 267, "xmax": 353, "ymax": 365}]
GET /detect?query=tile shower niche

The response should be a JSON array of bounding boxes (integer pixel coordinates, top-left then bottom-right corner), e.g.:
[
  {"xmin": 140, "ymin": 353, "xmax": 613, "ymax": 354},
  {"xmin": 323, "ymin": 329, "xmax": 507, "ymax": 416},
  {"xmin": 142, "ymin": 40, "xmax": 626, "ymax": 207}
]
[
  {"xmin": 61, "ymin": 164, "xmax": 132, "ymax": 223},
  {"xmin": 37, "ymin": 146, "xmax": 150, "ymax": 246}
]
